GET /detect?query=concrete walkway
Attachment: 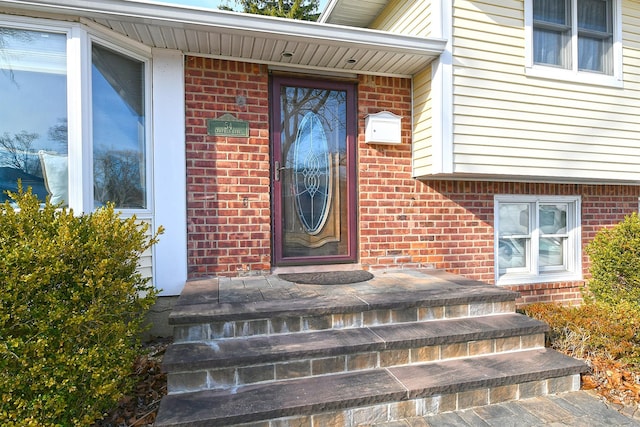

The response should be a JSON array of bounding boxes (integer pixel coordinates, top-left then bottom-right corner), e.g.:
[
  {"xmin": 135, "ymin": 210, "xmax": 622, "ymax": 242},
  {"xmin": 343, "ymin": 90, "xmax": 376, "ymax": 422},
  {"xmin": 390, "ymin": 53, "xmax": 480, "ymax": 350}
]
[{"xmin": 402, "ymin": 391, "xmax": 640, "ymax": 426}]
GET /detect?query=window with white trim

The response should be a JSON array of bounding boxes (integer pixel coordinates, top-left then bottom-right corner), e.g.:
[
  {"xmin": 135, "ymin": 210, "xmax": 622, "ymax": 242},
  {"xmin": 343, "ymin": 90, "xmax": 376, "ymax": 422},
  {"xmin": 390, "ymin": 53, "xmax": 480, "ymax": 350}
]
[
  {"xmin": 495, "ymin": 195, "xmax": 582, "ymax": 285},
  {"xmin": 525, "ymin": 0, "xmax": 622, "ymax": 85},
  {"xmin": 0, "ymin": 21, "xmax": 150, "ymax": 213}
]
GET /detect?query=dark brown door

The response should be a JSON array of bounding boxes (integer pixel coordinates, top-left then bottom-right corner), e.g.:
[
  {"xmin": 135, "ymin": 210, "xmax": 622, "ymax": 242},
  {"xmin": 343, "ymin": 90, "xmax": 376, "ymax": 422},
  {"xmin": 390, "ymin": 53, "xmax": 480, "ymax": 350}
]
[{"xmin": 271, "ymin": 76, "xmax": 357, "ymax": 265}]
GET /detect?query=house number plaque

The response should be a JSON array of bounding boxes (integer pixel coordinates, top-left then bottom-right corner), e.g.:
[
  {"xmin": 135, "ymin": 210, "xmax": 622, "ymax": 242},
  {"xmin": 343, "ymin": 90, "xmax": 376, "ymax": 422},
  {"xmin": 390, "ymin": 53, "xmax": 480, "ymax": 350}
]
[{"xmin": 207, "ymin": 114, "xmax": 249, "ymax": 137}]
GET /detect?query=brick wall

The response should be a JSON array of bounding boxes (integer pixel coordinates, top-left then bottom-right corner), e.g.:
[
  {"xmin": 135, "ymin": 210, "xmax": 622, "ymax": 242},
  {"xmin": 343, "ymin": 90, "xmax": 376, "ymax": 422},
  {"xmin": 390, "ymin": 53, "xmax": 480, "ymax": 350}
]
[
  {"xmin": 185, "ymin": 57, "xmax": 271, "ymax": 277},
  {"xmin": 184, "ymin": 56, "xmax": 640, "ymax": 306},
  {"xmin": 414, "ymin": 182, "xmax": 640, "ymax": 306},
  {"xmin": 357, "ymin": 75, "xmax": 433, "ymax": 270}
]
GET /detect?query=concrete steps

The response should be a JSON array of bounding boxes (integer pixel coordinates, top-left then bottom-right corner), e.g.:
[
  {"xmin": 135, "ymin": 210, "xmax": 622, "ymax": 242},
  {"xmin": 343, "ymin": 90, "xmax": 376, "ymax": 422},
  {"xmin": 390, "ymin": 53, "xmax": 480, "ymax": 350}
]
[
  {"xmin": 163, "ymin": 313, "xmax": 549, "ymax": 394},
  {"xmin": 156, "ymin": 349, "xmax": 583, "ymax": 427},
  {"xmin": 170, "ymin": 282, "xmax": 519, "ymax": 342},
  {"xmin": 155, "ymin": 270, "xmax": 587, "ymax": 427}
]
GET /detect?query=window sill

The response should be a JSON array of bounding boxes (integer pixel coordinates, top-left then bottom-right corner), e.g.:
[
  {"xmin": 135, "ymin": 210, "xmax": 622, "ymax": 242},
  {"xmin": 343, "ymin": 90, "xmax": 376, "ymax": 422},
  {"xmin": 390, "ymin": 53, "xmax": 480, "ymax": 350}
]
[
  {"xmin": 496, "ymin": 271, "xmax": 583, "ymax": 286},
  {"xmin": 525, "ymin": 66, "xmax": 623, "ymax": 89}
]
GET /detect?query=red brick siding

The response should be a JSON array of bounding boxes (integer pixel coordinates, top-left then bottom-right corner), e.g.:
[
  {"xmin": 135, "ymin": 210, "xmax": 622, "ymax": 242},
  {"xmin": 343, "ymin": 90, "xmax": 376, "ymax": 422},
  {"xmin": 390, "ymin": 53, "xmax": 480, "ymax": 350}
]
[
  {"xmin": 418, "ymin": 182, "xmax": 640, "ymax": 306},
  {"xmin": 357, "ymin": 75, "xmax": 434, "ymax": 270},
  {"xmin": 185, "ymin": 57, "xmax": 271, "ymax": 276},
  {"xmin": 184, "ymin": 57, "xmax": 640, "ymax": 306}
]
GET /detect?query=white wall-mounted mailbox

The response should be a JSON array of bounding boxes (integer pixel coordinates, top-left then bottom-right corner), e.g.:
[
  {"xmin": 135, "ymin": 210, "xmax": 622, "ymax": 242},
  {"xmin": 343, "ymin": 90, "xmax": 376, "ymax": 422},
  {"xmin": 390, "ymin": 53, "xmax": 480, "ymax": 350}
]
[{"xmin": 365, "ymin": 111, "xmax": 402, "ymax": 144}]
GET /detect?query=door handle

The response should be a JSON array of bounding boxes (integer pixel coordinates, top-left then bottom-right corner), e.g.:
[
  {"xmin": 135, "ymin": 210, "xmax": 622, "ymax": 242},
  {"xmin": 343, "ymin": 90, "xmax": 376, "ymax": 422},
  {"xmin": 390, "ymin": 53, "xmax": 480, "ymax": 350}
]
[{"xmin": 274, "ymin": 160, "xmax": 286, "ymax": 181}]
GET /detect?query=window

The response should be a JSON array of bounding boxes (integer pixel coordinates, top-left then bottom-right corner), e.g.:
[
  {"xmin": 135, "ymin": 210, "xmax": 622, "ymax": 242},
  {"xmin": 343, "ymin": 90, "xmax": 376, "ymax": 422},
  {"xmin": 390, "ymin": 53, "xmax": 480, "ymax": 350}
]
[
  {"xmin": 0, "ymin": 23, "xmax": 150, "ymax": 211},
  {"xmin": 495, "ymin": 195, "xmax": 581, "ymax": 285},
  {"xmin": 92, "ymin": 44, "xmax": 146, "ymax": 209},
  {"xmin": 0, "ymin": 28, "xmax": 67, "ymax": 204},
  {"xmin": 526, "ymin": 0, "xmax": 621, "ymax": 85}
]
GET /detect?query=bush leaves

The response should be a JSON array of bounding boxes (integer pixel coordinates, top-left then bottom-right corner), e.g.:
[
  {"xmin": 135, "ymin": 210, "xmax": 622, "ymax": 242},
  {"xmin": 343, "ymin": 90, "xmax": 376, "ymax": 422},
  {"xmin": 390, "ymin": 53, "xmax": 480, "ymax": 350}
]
[{"xmin": 0, "ymin": 185, "xmax": 161, "ymax": 426}]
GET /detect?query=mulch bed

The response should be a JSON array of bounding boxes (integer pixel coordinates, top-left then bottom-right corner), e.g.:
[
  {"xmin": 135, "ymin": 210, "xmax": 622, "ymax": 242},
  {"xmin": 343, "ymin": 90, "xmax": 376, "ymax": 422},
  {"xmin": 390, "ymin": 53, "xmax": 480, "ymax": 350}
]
[
  {"xmin": 92, "ymin": 338, "xmax": 170, "ymax": 427},
  {"xmin": 582, "ymin": 356, "xmax": 640, "ymax": 411}
]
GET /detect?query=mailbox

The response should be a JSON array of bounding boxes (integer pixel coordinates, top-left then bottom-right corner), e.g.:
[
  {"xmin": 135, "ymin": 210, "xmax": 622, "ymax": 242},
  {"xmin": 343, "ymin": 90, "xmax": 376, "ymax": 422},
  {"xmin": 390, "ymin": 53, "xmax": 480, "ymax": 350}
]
[{"xmin": 364, "ymin": 111, "xmax": 402, "ymax": 144}]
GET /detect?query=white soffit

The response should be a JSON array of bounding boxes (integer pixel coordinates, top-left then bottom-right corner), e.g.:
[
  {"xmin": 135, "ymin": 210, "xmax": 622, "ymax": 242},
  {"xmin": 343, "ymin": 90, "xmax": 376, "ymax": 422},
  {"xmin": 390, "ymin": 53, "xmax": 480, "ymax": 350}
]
[
  {"xmin": 0, "ymin": 0, "xmax": 446, "ymax": 77},
  {"xmin": 319, "ymin": 0, "xmax": 389, "ymax": 27}
]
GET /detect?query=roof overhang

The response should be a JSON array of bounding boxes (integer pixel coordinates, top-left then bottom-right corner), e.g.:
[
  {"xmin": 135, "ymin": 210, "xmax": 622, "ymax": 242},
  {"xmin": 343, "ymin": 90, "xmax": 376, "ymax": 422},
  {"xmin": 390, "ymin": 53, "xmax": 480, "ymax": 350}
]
[
  {"xmin": 319, "ymin": 0, "xmax": 389, "ymax": 27},
  {"xmin": 0, "ymin": 0, "xmax": 446, "ymax": 77}
]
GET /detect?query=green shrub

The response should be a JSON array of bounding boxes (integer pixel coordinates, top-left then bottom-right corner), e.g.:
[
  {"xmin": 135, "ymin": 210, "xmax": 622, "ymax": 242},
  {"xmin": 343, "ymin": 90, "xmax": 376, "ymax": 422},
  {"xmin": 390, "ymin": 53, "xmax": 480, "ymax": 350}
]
[
  {"xmin": 523, "ymin": 301, "xmax": 640, "ymax": 365},
  {"xmin": 586, "ymin": 212, "xmax": 640, "ymax": 306},
  {"xmin": 0, "ymin": 187, "xmax": 162, "ymax": 426}
]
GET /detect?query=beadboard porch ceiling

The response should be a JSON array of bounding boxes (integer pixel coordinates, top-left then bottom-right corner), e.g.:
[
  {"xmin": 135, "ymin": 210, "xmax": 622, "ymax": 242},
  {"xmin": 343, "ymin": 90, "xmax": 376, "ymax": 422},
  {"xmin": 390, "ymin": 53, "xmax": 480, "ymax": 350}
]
[{"xmin": 0, "ymin": 0, "xmax": 446, "ymax": 77}]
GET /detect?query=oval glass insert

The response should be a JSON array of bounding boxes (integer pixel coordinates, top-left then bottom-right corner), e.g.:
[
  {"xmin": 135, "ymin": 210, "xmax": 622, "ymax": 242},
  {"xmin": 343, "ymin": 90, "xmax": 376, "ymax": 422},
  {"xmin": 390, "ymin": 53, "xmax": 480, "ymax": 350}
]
[{"xmin": 293, "ymin": 111, "xmax": 331, "ymax": 234}]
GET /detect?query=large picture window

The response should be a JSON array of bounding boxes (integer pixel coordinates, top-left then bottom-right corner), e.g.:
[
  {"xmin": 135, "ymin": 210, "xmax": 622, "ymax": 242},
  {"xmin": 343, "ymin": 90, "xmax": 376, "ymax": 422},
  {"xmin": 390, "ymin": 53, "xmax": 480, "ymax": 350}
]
[
  {"xmin": 0, "ymin": 24, "xmax": 149, "ymax": 211},
  {"xmin": 0, "ymin": 28, "xmax": 67, "ymax": 204},
  {"xmin": 495, "ymin": 195, "xmax": 581, "ymax": 285},
  {"xmin": 526, "ymin": 0, "xmax": 621, "ymax": 84}
]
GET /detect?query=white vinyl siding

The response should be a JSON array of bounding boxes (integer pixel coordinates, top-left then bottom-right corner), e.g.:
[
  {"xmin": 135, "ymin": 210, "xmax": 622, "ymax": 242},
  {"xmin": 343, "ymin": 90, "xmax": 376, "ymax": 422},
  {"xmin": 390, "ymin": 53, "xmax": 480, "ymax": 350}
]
[
  {"xmin": 413, "ymin": 66, "xmax": 434, "ymax": 176},
  {"xmin": 371, "ymin": 0, "xmax": 433, "ymax": 36},
  {"xmin": 370, "ymin": 0, "xmax": 435, "ymax": 177},
  {"xmin": 136, "ymin": 217, "xmax": 154, "ymax": 281},
  {"xmin": 431, "ymin": 0, "xmax": 640, "ymax": 183}
]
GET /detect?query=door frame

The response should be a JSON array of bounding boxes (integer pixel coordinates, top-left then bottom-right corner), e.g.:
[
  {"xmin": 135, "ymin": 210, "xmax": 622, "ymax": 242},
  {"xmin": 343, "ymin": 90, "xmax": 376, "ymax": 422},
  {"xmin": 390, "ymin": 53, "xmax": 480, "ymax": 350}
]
[{"xmin": 270, "ymin": 75, "xmax": 358, "ymax": 266}]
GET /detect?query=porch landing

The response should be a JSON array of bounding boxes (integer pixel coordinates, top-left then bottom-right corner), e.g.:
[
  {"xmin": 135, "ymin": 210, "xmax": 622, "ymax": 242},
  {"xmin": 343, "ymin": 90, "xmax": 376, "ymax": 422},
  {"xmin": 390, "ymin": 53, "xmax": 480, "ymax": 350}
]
[
  {"xmin": 156, "ymin": 269, "xmax": 592, "ymax": 427},
  {"xmin": 169, "ymin": 268, "xmax": 518, "ymax": 323}
]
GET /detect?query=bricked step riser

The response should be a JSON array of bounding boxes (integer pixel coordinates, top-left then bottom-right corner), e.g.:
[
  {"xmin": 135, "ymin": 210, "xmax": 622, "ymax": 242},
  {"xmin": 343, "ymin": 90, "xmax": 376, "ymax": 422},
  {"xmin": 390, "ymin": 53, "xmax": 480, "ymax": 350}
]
[
  {"xmin": 226, "ymin": 375, "xmax": 581, "ymax": 427},
  {"xmin": 168, "ymin": 333, "xmax": 545, "ymax": 394},
  {"xmin": 173, "ymin": 300, "xmax": 516, "ymax": 343}
]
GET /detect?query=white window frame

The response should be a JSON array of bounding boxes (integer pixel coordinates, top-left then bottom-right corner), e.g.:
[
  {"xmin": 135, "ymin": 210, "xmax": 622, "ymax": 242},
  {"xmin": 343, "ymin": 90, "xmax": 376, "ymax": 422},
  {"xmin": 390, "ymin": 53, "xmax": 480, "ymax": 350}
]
[
  {"xmin": 86, "ymin": 35, "xmax": 154, "ymax": 217},
  {"xmin": 524, "ymin": 0, "xmax": 623, "ymax": 87},
  {"xmin": 1, "ymin": 14, "xmax": 189, "ymax": 296},
  {"xmin": 0, "ymin": 16, "xmax": 153, "ymax": 216},
  {"xmin": 494, "ymin": 195, "xmax": 582, "ymax": 286}
]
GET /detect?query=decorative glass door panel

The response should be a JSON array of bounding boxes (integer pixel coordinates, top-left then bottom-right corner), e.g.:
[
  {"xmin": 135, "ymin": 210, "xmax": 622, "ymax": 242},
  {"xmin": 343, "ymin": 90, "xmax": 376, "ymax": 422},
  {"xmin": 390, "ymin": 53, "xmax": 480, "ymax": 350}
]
[{"xmin": 272, "ymin": 77, "xmax": 356, "ymax": 265}]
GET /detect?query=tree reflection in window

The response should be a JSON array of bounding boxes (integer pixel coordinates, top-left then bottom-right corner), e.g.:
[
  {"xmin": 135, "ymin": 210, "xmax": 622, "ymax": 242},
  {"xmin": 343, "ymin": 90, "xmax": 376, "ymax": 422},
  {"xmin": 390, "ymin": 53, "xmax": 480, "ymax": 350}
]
[
  {"xmin": 0, "ymin": 28, "xmax": 67, "ymax": 203},
  {"xmin": 293, "ymin": 111, "xmax": 331, "ymax": 234},
  {"xmin": 278, "ymin": 81, "xmax": 351, "ymax": 259},
  {"xmin": 92, "ymin": 44, "xmax": 146, "ymax": 209}
]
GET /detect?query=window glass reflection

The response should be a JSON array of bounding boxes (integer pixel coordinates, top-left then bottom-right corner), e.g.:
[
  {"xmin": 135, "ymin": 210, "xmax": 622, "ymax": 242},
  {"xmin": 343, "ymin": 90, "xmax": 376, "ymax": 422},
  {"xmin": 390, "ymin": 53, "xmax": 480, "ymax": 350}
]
[
  {"xmin": 0, "ymin": 28, "xmax": 67, "ymax": 204},
  {"xmin": 540, "ymin": 237, "xmax": 565, "ymax": 266},
  {"xmin": 498, "ymin": 237, "xmax": 527, "ymax": 269},
  {"xmin": 539, "ymin": 204, "xmax": 567, "ymax": 234},
  {"xmin": 280, "ymin": 84, "xmax": 348, "ymax": 259},
  {"xmin": 499, "ymin": 203, "xmax": 530, "ymax": 235},
  {"xmin": 92, "ymin": 43, "xmax": 145, "ymax": 209}
]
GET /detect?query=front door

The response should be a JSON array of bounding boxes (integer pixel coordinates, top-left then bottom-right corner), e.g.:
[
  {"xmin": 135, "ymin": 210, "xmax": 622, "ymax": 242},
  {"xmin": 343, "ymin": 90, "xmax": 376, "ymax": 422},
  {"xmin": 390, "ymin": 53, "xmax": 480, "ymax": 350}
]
[{"xmin": 271, "ymin": 76, "xmax": 357, "ymax": 265}]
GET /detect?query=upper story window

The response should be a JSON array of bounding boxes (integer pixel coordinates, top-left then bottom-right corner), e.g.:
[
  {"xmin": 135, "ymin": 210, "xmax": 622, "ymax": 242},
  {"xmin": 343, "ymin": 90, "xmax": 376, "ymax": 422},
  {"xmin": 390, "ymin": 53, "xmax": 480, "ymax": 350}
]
[
  {"xmin": 0, "ymin": 21, "xmax": 150, "ymax": 212},
  {"xmin": 525, "ymin": 0, "xmax": 622, "ymax": 86},
  {"xmin": 495, "ymin": 195, "xmax": 582, "ymax": 286}
]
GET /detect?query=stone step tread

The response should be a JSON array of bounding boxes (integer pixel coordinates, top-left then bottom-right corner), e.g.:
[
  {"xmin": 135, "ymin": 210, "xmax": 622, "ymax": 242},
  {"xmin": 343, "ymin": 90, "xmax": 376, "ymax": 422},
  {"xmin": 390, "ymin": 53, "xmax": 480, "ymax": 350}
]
[
  {"xmin": 155, "ymin": 348, "xmax": 587, "ymax": 427},
  {"xmin": 386, "ymin": 348, "xmax": 586, "ymax": 399},
  {"xmin": 163, "ymin": 313, "xmax": 548, "ymax": 372},
  {"xmin": 169, "ymin": 285, "xmax": 519, "ymax": 325}
]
